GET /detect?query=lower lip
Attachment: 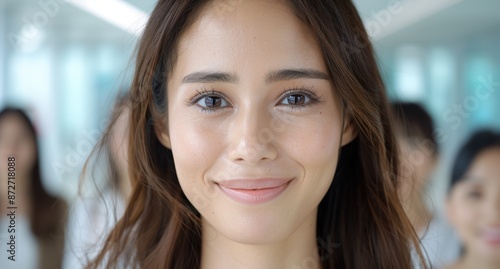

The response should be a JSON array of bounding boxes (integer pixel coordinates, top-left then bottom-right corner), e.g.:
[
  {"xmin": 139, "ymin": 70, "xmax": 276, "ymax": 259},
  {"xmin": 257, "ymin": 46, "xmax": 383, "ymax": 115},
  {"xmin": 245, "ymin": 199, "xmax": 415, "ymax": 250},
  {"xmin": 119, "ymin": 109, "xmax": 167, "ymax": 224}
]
[{"xmin": 217, "ymin": 182, "xmax": 290, "ymax": 205}]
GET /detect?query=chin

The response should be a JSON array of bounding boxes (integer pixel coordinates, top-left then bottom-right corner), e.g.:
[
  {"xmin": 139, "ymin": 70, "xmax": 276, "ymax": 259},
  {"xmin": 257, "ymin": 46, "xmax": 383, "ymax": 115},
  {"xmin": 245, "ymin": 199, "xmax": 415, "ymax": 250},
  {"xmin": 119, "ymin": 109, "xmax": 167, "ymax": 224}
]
[{"xmin": 211, "ymin": 213, "xmax": 294, "ymax": 245}]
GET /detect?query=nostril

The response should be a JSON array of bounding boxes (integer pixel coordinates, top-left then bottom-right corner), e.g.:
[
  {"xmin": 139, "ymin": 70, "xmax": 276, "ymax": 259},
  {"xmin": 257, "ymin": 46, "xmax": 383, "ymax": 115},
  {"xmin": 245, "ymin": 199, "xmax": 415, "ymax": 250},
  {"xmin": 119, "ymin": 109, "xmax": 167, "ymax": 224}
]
[{"xmin": 228, "ymin": 139, "xmax": 277, "ymax": 164}]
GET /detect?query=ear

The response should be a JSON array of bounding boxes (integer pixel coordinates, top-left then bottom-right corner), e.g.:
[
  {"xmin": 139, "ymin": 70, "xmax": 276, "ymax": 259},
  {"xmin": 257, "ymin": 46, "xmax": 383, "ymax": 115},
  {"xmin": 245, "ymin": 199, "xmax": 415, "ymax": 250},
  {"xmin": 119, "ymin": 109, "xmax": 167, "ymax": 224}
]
[
  {"xmin": 154, "ymin": 121, "xmax": 171, "ymax": 149},
  {"xmin": 157, "ymin": 131, "xmax": 171, "ymax": 149},
  {"xmin": 340, "ymin": 114, "xmax": 357, "ymax": 146}
]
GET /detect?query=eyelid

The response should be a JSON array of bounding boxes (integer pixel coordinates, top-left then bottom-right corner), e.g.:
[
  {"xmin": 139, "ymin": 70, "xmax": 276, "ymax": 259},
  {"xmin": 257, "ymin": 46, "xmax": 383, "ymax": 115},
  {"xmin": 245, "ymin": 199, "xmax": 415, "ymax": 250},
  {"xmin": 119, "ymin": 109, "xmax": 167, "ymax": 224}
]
[
  {"xmin": 186, "ymin": 87, "xmax": 232, "ymax": 114},
  {"xmin": 187, "ymin": 87, "xmax": 231, "ymax": 105},
  {"xmin": 277, "ymin": 86, "xmax": 322, "ymax": 105}
]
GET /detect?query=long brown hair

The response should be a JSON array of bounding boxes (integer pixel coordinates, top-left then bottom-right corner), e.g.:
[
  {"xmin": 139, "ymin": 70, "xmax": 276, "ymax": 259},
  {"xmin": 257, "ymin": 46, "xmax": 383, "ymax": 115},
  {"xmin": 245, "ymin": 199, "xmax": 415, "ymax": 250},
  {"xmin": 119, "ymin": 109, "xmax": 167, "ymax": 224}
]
[{"xmin": 86, "ymin": 1, "xmax": 426, "ymax": 268}]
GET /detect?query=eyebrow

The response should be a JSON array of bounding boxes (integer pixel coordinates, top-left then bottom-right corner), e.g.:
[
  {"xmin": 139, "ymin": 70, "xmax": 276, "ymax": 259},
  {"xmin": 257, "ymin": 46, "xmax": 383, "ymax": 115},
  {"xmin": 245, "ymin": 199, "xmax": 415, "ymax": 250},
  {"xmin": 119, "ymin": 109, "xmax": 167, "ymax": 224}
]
[
  {"xmin": 265, "ymin": 69, "xmax": 330, "ymax": 83},
  {"xmin": 181, "ymin": 68, "xmax": 330, "ymax": 84},
  {"xmin": 182, "ymin": 71, "xmax": 238, "ymax": 83}
]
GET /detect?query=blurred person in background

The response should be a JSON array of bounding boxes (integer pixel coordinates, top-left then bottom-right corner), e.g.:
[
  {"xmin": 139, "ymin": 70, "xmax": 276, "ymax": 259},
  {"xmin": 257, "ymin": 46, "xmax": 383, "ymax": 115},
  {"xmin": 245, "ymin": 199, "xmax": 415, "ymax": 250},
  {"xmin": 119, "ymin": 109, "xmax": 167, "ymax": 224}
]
[
  {"xmin": 0, "ymin": 107, "xmax": 67, "ymax": 269},
  {"xmin": 392, "ymin": 102, "xmax": 459, "ymax": 268},
  {"xmin": 446, "ymin": 130, "xmax": 500, "ymax": 269},
  {"xmin": 63, "ymin": 93, "xmax": 132, "ymax": 269},
  {"xmin": 107, "ymin": 94, "xmax": 133, "ymax": 200}
]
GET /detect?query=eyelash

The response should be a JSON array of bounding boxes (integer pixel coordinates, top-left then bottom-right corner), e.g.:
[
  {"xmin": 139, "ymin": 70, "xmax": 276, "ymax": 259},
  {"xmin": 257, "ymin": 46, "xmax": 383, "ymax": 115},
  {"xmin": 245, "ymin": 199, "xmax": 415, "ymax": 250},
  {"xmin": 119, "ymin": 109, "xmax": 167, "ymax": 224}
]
[
  {"xmin": 279, "ymin": 87, "xmax": 321, "ymax": 111},
  {"xmin": 187, "ymin": 86, "xmax": 322, "ymax": 113},
  {"xmin": 187, "ymin": 87, "xmax": 232, "ymax": 113}
]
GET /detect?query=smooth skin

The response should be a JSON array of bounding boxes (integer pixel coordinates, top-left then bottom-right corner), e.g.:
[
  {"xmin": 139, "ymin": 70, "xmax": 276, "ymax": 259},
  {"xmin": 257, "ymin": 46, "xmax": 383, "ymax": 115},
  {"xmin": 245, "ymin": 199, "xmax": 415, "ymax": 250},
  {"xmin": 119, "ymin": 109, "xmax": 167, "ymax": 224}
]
[
  {"xmin": 446, "ymin": 147, "xmax": 500, "ymax": 269},
  {"xmin": 158, "ymin": 1, "xmax": 355, "ymax": 268}
]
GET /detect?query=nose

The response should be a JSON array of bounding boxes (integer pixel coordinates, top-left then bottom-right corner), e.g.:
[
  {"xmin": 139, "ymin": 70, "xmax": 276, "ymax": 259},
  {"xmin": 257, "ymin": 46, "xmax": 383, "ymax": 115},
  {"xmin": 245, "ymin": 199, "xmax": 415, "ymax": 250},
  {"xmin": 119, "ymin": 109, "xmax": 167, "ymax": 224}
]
[{"xmin": 227, "ymin": 106, "xmax": 278, "ymax": 165}]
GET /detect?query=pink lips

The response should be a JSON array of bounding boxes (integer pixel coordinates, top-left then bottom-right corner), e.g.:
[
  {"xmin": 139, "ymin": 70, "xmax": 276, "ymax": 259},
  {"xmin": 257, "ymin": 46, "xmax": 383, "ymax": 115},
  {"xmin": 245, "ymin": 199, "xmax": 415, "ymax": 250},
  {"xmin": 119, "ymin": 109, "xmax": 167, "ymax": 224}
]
[{"xmin": 217, "ymin": 178, "xmax": 292, "ymax": 205}]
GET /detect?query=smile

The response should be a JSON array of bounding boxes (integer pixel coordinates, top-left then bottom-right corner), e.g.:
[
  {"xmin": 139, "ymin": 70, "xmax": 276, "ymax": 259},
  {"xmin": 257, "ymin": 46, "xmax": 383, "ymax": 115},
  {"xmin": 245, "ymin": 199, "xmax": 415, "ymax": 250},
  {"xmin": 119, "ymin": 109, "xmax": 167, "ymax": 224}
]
[{"xmin": 216, "ymin": 178, "xmax": 292, "ymax": 205}]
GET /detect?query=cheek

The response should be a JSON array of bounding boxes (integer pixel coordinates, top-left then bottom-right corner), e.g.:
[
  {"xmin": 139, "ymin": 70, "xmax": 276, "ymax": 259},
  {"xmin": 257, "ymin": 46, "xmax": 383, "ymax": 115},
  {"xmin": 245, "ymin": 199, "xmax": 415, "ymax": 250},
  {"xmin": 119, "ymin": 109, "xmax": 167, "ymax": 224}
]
[
  {"xmin": 306, "ymin": 111, "xmax": 340, "ymax": 149},
  {"xmin": 455, "ymin": 206, "xmax": 478, "ymax": 225},
  {"xmin": 168, "ymin": 113, "xmax": 226, "ymax": 191},
  {"xmin": 0, "ymin": 149, "xmax": 10, "ymax": 172},
  {"xmin": 277, "ymin": 115, "xmax": 341, "ymax": 187},
  {"xmin": 296, "ymin": 126, "xmax": 339, "ymax": 170},
  {"xmin": 450, "ymin": 200, "xmax": 480, "ymax": 238},
  {"xmin": 16, "ymin": 141, "xmax": 37, "ymax": 172}
]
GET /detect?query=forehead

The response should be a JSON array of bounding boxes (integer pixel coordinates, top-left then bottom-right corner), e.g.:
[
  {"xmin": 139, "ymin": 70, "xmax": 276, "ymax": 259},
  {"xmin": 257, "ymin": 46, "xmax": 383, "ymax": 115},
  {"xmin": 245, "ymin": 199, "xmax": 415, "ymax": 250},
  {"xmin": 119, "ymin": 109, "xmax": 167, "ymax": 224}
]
[
  {"xmin": 460, "ymin": 147, "xmax": 500, "ymax": 186},
  {"xmin": 171, "ymin": 0, "xmax": 327, "ymax": 80},
  {"xmin": 0, "ymin": 115, "xmax": 29, "ymax": 134}
]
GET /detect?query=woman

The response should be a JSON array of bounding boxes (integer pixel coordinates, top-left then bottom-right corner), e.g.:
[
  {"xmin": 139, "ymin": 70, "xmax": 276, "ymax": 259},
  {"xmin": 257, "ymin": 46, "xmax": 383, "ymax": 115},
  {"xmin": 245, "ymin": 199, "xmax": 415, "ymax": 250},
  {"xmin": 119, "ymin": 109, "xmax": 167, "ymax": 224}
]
[
  {"xmin": 446, "ymin": 130, "xmax": 500, "ymax": 269},
  {"xmin": 392, "ymin": 102, "xmax": 438, "ymax": 233},
  {"xmin": 0, "ymin": 107, "xmax": 67, "ymax": 269},
  {"xmin": 86, "ymin": 1, "xmax": 426, "ymax": 268},
  {"xmin": 392, "ymin": 102, "xmax": 460, "ymax": 268}
]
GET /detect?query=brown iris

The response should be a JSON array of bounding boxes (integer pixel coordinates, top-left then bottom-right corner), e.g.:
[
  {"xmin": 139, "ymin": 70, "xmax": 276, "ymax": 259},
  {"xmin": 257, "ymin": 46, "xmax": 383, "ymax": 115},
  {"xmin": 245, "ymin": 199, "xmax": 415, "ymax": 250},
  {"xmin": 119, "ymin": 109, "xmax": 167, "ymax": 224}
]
[
  {"xmin": 286, "ymin": 94, "xmax": 305, "ymax": 105},
  {"xmin": 205, "ymin": 96, "xmax": 222, "ymax": 107}
]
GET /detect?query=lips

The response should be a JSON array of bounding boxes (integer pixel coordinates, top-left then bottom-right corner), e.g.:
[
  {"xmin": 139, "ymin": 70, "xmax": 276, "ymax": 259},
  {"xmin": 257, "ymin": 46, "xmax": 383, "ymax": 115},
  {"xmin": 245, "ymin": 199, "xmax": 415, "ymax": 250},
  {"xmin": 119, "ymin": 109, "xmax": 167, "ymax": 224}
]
[{"xmin": 216, "ymin": 178, "xmax": 292, "ymax": 205}]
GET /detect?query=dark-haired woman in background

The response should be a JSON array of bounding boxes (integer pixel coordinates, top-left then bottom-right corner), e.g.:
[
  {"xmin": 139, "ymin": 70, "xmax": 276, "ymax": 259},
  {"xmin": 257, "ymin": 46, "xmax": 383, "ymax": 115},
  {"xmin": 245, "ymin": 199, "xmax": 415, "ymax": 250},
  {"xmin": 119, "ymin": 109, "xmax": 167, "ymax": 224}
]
[
  {"xmin": 446, "ymin": 130, "xmax": 500, "ymax": 269},
  {"xmin": 0, "ymin": 107, "xmax": 67, "ymax": 269},
  {"xmin": 392, "ymin": 102, "xmax": 438, "ymax": 235},
  {"xmin": 392, "ymin": 102, "xmax": 460, "ymax": 268}
]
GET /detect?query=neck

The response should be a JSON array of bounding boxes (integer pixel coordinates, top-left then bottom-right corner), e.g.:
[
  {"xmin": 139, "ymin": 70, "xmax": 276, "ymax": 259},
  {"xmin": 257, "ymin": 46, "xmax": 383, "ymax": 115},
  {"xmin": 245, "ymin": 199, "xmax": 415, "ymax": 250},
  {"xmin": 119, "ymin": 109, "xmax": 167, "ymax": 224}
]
[{"xmin": 200, "ymin": 210, "xmax": 321, "ymax": 269}]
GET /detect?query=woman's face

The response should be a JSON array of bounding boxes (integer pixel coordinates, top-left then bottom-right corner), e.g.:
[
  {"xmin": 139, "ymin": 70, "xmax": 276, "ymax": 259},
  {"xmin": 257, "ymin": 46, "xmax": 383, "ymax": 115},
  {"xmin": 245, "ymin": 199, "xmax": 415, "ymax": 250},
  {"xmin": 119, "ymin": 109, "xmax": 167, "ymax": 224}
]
[
  {"xmin": 447, "ymin": 147, "xmax": 500, "ymax": 259},
  {"xmin": 159, "ymin": 0, "xmax": 354, "ymax": 244},
  {"xmin": 0, "ymin": 114, "xmax": 37, "ymax": 180}
]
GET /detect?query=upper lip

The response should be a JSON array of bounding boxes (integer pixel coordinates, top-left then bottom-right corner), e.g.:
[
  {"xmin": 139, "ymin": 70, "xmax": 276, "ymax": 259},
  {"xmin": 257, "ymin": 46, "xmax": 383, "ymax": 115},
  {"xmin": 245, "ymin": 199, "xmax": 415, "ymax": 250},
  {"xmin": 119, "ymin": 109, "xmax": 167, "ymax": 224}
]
[{"xmin": 216, "ymin": 178, "xmax": 292, "ymax": 190}]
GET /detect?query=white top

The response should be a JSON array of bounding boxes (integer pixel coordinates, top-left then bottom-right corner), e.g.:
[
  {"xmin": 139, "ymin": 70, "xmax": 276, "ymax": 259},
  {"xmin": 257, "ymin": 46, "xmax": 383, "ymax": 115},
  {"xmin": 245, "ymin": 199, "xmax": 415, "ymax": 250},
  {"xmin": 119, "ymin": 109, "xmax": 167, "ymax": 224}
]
[
  {"xmin": 62, "ymin": 191, "xmax": 125, "ymax": 269},
  {"xmin": 413, "ymin": 213, "xmax": 461, "ymax": 269}
]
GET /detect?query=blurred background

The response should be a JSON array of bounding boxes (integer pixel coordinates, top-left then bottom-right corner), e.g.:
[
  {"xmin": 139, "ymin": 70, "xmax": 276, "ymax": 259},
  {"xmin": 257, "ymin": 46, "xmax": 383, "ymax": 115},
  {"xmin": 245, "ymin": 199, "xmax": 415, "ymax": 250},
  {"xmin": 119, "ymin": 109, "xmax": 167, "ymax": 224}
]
[{"xmin": 0, "ymin": 0, "xmax": 499, "ymax": 243}]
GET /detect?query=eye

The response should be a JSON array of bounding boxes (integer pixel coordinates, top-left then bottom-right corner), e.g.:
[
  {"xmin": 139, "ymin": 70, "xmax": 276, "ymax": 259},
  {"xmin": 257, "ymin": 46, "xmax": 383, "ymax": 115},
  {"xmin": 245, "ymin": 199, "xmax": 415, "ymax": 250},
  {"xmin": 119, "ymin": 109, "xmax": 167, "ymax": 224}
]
[
  {"xmin": 466, "ymin": 190, "xmax": 482, "ymax": 200},
  {"xmin": 281, "ymin": 94, "xmax": 309, "ymax": 105},
  {"xmin": 278, "ymin": 87, "xmax": 320, "ymax": 108},
  {"xmin": 196, "ymin": 95, "xmax": 229, "ymax": 108},
  {"xmin": 188, "ymin": 88, "xmax": 231, "ymax": 112}
]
